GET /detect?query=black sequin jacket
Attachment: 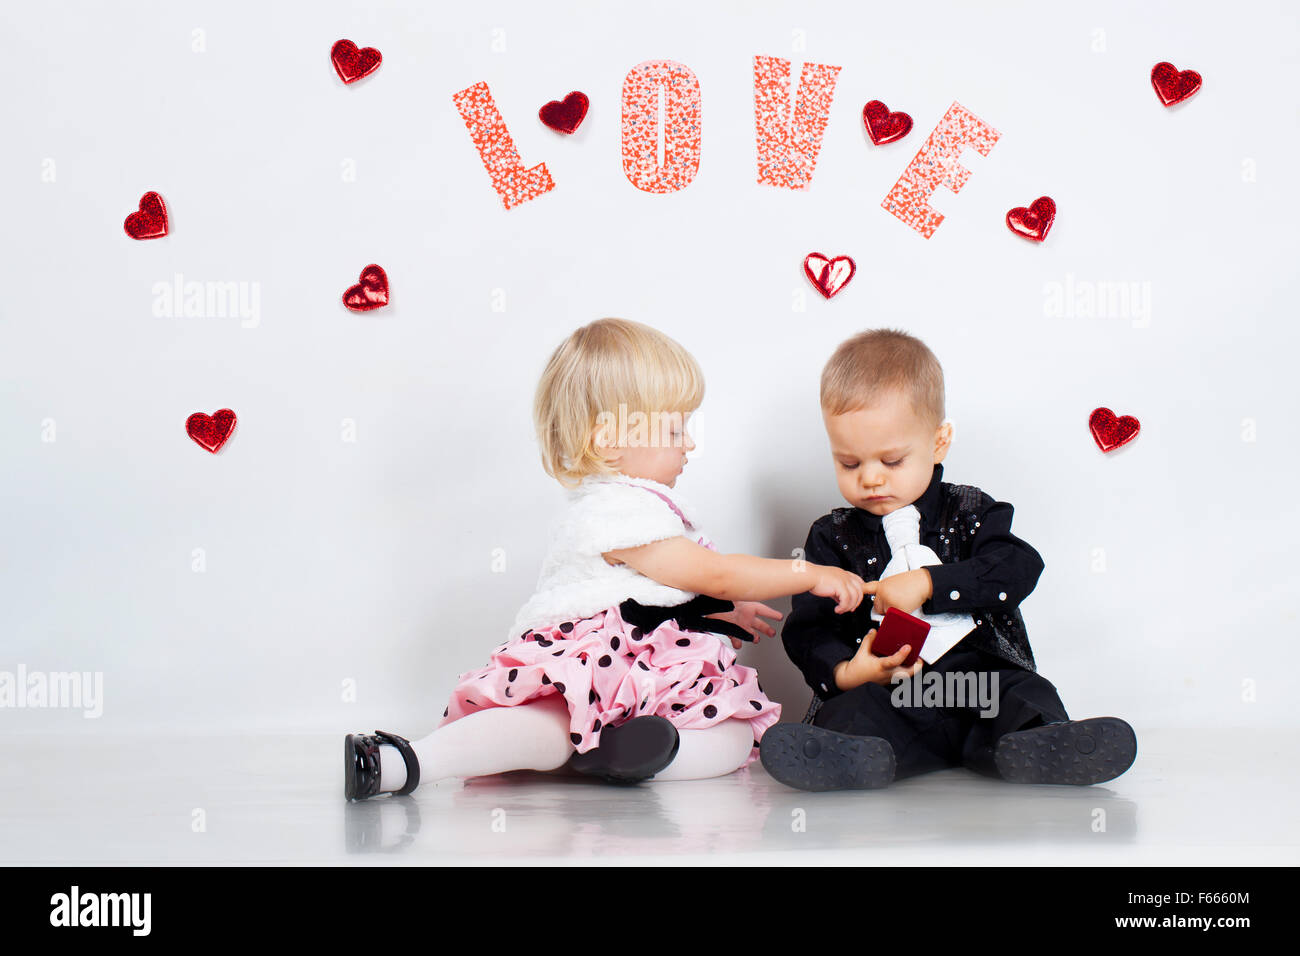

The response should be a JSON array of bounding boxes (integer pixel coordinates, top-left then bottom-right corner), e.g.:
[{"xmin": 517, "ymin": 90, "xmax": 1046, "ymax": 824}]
[{"xmin": 782, "ymin": 463, "xmax": 1043, "ymax": 704}]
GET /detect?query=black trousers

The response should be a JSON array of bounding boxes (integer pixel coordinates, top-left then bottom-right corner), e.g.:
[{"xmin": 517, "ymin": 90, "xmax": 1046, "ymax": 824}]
[{"xmin": 812, "ymin": 644, "xmax": 1069, "ymax": 780}]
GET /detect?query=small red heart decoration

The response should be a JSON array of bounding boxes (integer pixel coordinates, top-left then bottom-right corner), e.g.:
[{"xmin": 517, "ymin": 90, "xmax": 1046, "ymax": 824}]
[
  {"xmin": 187, "ymin": 409, "xmax": 237, "ymax": 453},
  {"xmin": 331, "ymin": 39, "xmax": 382, "ymax": 84},
  {"xmin": 1150, "ymin": 61, "xmax": 1201, "ymax": 106},
  {"xmin": 343, "ymin": 264, "xmax": 389, "ymax": 311},
  {"xmin": 1006, "ymin": 196, "xmax": 1056, "ymax": 242},
  {"xmin": 862, "ymin": 100, "xmax": 913, "ymax": 145},
  {"xmin": 804, "ymin": 253, "xmax": 856, "ymax": 299},
  {"xmin": 124, "ymin": 191, "xmax": 169, "ymax": 240},
  {"xmin": 1089, "ymin": 407, "xmax": 1140, "ymax": 452},
  {"xmin": 539, "ymin": 91, "xmax": 589, "ymax": 134}
]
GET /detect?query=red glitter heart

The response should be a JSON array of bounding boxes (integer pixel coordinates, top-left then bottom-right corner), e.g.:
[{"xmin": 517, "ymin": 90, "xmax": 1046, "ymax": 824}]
[
  {"xmin": 187, "ymin": 409, "xmax": 237, "ymax": 453},
  {"xmin": 124, "ymin": 191, "xmax": 168, "ymax": 240},
  {"xmin": 539, "ymin": 91, "xmax": 589, "ymax": 133},
  {"xmin": 343, "ymin": 264, "xmax": 389, "ymax": 311},
  {"xmin": 1150, "ymin": 61, "xmax": 1201, "ymax": 106},
  {"xmin": 862, "ymin": 100, "xmax": 913, "ymax": 145},
  {"xmin": 331, "ymin": 39, "xmax": 382, "ymax": 84},
  {"xmin": 1006, "ymin": 196, "xmax": 1056, "ymax": 242},
  {"xmin": 803, "ymin": 253, "xmax": 856, "ymax": 299},
  {"xmin": 1089, "ymin": 407, "xmax": 1140, "ymax": 452}
]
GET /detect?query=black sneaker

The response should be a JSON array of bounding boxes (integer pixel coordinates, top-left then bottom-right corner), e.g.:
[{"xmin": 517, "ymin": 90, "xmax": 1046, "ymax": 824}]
[
  {"xmin": 759, "ymin": 723, "xmax": 896, "ymax": 791},
  {"xmin": 994, "ymin": 717, "xmax": 1137, "ymax": 785},
  {"xmin": 567, "ymin": 716, "xmax": 680, "ymax": 784}
]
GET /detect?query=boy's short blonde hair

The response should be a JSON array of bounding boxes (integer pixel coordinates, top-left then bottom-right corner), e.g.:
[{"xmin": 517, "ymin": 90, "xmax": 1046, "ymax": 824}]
[
  {"xmin": 534, "ymin": 318, "xmax": 705, "ymax": 489},
  {"xmin": 820, "ymin": 328, "xmax": 945, "ymax": 427}
]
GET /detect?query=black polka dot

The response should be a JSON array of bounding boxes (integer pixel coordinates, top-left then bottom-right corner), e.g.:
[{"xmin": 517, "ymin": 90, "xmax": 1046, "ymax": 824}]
[
  {"xmin": 467, "ymin": 700, "xmax": 476, "ymax": 707},
  {"xmin": 670, "ymin": 681, "xmax": 680, "ymax": 688},
  {"xmin": 552, "ymin": 650, "xmax": 564, "ymax": 657},
  {"xmin": 610, "ymin": 636, "xmax": 621, "ymax": 651},
  {"xmin": 442, "ymin": 707, "xmax": 448, "ymax": 717},
  {"xmin": 589, "ymin": 689, "xmax": 597, "ymax": 704},
  {"xmin": 508, "ymin": 668, "xmax": 518, "ymax": 682},
  {"xmin": 559, "ymin": 622, "xmax": 574, "ymax": 633},
  {"xmin": 750, "ymin": 700, "xmax": 762, "ymax": 710},
  {"xmin": 675, "ymin": 638, "xmax": 690, "ymax": 647},
  {"xmin": 523, "ymin": 631, "xmax": 534, "ymax": 640},
  {"xmin": 671, "ymin": 704, "xmax": 685, "ymax": 712},
  {"xmin": 637, "ymin": 661, "xmax": 649, "ymax": 671},
  {"xmin": 592, "ymin": 719, "xmax": 603, "ymax": 732},
  {"xmin": 631, "ymin": 627, "xmax": 644, "ymax": 640},
  {"xmin": 703, "ymin": 681, "xmax": 714, "ymax": 695},
  {"xmin": 537, "ymin": 638, "xmax": 553, "ymax": 647},
  {"xmin": 570, "ymin": 733, "xmax": 582, "ymax": 745},
  {"xmin": 598, "ymin": 655, "xmax": 612, "ymax": 667},
  {"xmin": 718, "ymin": 660, "xmax": 724, "ymax": 670},
  {"xmin": 554, "ymin": 682, "xmax": 566, "ymax": 694},
  {"xmin": 703, "ymin": 705, "xmax": 717, "ymax": 719},
  {"xmin": 640, "ymin": 699, "xmax": 648, "ymax": 710},
  {"xmin": 541, "ymin": 674, "xmax": 551, "ymax": 684},
  {"xmin": 504, "ymin": 687, "xmax": 512, "ymax": 698}
]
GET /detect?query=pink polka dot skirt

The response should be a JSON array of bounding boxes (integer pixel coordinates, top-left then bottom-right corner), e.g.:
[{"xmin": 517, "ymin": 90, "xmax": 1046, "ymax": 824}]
[{"xmin": 440, "ymin": 602, "xmax": 782, "ymax": 768}]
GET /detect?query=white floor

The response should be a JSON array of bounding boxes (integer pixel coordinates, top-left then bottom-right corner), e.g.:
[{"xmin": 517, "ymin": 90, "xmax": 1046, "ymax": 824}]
[{"xmin": 4, "ymin": 728, "xmax": 1296, "ymax": 865}]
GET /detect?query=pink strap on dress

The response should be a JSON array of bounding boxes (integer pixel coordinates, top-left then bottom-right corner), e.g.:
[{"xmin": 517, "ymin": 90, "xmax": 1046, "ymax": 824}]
[{"xmin": 622, "ymin": 482, "xmax": 716, "ymax": 550}]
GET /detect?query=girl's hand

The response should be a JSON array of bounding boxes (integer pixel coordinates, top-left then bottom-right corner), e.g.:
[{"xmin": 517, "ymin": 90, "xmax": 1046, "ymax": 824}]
[
  {"xmin": 809, "ymin": 565, "xmax": 866, "ymax": 614},
  {"xmin": 704, "ymin": 601, "xmax": 784, "ymax": 649}
]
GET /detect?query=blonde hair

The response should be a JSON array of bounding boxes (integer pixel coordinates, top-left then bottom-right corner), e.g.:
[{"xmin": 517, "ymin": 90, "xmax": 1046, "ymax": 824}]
[
  {"xmin": 820, "ymin": 328, "xmax": 945, "ymax": 426},
  {"xmin": 534, "ymin": 318, "xmax": 705, "ymax": 489}
]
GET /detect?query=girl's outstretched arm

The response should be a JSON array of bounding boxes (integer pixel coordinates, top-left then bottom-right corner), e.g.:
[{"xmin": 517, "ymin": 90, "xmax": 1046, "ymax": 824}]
[{"xmin": 603, "ymin": 536, "xmax": 864, "ymax": 612}]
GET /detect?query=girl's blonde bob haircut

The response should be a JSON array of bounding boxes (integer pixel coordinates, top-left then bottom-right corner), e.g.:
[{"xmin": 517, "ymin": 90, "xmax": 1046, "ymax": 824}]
[{"xmin": 534, "ymin": 318, "xmax": 705, "ymax": 489}]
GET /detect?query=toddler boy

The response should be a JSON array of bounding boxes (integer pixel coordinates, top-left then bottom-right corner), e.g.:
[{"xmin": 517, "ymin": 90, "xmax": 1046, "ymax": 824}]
[{"xmin": 761, "ymin": 329, "xmax": 1137, "ymax": 790}]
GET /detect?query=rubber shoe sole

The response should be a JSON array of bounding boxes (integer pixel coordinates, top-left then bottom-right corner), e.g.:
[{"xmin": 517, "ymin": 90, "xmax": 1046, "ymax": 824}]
[
  {"xmin": 568, "ymin": 715, "xmax": 680, "ymax": 784},
  {"xmin": 994, "ymin": 717, "xmax": 1137, "ymax": 785},
  {"xmin": 759, "ymin": 723, "xmax": 896, "ymax": 791}
]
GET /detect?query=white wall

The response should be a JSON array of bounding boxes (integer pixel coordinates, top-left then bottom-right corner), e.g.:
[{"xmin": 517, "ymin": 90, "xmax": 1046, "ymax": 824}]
[{"xmin": 3, "ymin": 0, "xmax": 1297, "ymax": 736}]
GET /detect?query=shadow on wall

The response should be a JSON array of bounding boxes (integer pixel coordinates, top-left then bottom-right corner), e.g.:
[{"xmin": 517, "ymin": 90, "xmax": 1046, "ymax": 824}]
[{"xmin": 744, "ymin": 464, "xmax": 847, "ymax": 723}]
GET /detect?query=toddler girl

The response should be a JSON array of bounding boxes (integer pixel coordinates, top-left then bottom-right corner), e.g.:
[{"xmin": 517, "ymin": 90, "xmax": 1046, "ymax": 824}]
[{"xmin": 345, "ymin": 317, "xmax": 867, "ymax": 799}]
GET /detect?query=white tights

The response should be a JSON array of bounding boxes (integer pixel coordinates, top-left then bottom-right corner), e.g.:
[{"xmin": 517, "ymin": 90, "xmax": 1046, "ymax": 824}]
[{"xmin": 376, "ymin": 697, "xmax": 754, "ymax": 791}]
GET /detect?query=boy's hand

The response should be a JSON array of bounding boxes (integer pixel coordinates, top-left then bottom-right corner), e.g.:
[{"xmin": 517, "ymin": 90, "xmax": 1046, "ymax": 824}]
[
  {"xmin": 833, "ymin": 628, "xmax": 923, "ymax": 690},
  {"xmin": 864, "ymin": 568, "xmax": 933, "ymax": 616},
  {"xmin": 704, "ymin": 601, "xmax": 783, "ymax": 649},
  {"xmin": 809, "ymin": 565, "xmax": 867, "ymax": 614}
]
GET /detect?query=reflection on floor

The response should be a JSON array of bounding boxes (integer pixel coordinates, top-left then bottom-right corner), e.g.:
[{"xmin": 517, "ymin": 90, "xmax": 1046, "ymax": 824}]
[{"xmin": 3, "ymin": 728, "xmax": 1295, "ymax": 864}]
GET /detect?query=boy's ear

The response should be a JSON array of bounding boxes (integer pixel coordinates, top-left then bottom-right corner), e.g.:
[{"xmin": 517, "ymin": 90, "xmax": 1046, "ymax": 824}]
[{"xmin": 934, "ymin": 419, "xmax": 954, "ymax": 461}]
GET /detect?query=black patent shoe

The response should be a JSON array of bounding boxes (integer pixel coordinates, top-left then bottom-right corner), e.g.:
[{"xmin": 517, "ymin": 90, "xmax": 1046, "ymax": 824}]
[
  {"xmin": 345, "ymin": 730, "xmax": 420, "ymax": 801},
  {"xmin": 567, "ymin": 716, "xmax": 680, "ymax": 784}
]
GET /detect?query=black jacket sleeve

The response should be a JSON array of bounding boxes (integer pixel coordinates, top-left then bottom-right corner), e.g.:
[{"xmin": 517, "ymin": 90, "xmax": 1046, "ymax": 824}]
[
  {"xmin": 781, "ymin": 520, "xmax": 857, "ymax": 699},
  {"xmin": 921, "ymin": 495, "xmax": 1045, "ymax": 614}
]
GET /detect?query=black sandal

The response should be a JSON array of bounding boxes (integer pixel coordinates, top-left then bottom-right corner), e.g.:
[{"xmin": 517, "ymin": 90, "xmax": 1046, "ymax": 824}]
[{"xmin": 344, "ymin": 730, "xmax": 420, "ymax": 801}]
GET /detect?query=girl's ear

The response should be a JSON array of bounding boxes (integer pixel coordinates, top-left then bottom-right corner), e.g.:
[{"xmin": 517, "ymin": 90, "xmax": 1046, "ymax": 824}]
[{"xmin": 590, "ymin": 421, "xmax": 618, "ymax": 464}]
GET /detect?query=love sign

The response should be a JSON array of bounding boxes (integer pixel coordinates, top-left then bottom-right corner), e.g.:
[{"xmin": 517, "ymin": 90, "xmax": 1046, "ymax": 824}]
[{"xmin": 453, "ymin": 56, "xmax": 998, "ymax": 239}]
